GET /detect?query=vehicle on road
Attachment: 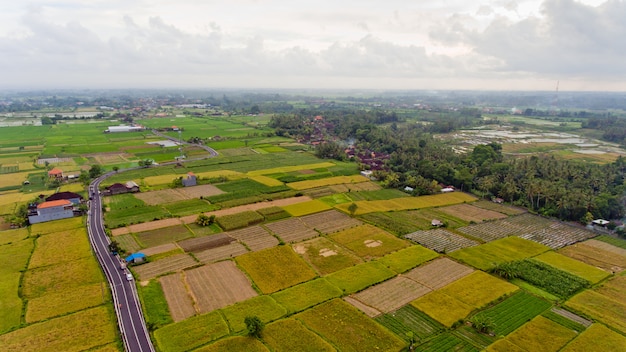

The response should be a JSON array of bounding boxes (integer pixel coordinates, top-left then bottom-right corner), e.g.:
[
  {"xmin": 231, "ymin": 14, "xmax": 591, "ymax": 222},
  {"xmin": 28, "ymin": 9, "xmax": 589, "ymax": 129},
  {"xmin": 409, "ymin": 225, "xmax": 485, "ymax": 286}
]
[{"xmin": 126, "ymin": 273, "xmax": 134, "ymax": 281}]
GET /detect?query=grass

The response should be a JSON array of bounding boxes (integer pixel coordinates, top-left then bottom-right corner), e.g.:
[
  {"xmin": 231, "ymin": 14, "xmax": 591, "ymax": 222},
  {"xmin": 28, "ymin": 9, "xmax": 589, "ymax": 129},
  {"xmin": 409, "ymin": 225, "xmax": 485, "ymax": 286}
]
[
  {"xmin": 0, "ymin": 273, "xmax": 22, "ymax": 333},
  {"xmin": 510, "ymin": 279, "xmax": 560, "ymax": 302},
  {"xmin": 325, "ymin": 261, "xmax": 396, "ymax": 294},
  {"xmin": 154, "ymin": 311, "xmax": 230, "ymax": 352},
  {"xmin": 488, "ymin": 316, "xmax": 577, "ymax": 352},
  {"xmin": 438, "ymin": 271, "xmax": 519, "ymax": 311},
  {"xmin": 450, "ymin": 237, "xmax": 551, "ymax": 271},
  {"xmin": 216, "ymin": 210, "xmax": 264, "ymax": 231},
  {"xmin": 236, "ymin": 246, "xmax": 317, "ymax": 294},
  {"xmin": 136, "ymin": 225, "xmax": 193, "ymax": 248},
  {"xmin": 105, "ymin": 204, "xmax": 170, "ymax": 228},
  {"xmin": 25, "ymin": 283, "xmax": 106, "ymax": 323},
  {"xmin": 536, "ymin": 251, "xmax": 612, "ymax": 284},
  {"xmin": 411, "ymin": 290, "xmax": 474, "ymax": 327},
  {"xmin": 281, "ymin": 199, "xmax": 331, "ymax": 216},
  {"xmin": 335, "ymin": 192, "xmax": 476, "ymax": 215},
  {"xmin": 328, "ymin": 224, "xmax": 409, "ymax": 259},
  {"xmin": 195, "ymin": 336, "xmax": 269, "ymax": 352},
  {"xmin": 595, "ymin": 235, "xmax": 626, "ymax": 250},
  {"xmin": 22, "ymin": 256, "xmax": 104, "ymax": 299},
  {"xmin": 220, "ymin": 295, "xmax": 287, "ymax": 332},
  {"xmin": 377, "ymin": 245, "xmax": 439, "ymax": 274},
  {"xmin": 471, "ymin": 290, "xmax": 552, "ymax": 336},
  {"xmin": 28, "ymin": 228, "xmax": 91, "ymax": 268},
  {"xmin": 287, "ymin": 175, "xmax": 368, "ymax": 190},
  {"xmin": 163, "ymin": 199, "xmax": 217, "ymax": 217},
  {"xmin": 262, "ymin": 318, "xmax": 335, "ymax": 352},
  {"xmin": 295, "ymin": 237, "xmax": 363, "ymax": 275},
  {"xmin": 415, "ymin": 332, "xmax": 479, "ymax": 352},
  {"xmin": 566, "ymin": 290, "xmax": 626, "ymax": 334},
  {"xmin": 106, "ymin": 193, "xmax": 146, "ymax": 211},
  {"xmin": 138, "ymin": 279, "xmax": 173, "ymax": 329},
  {"xmin": 0, "ymin": 228, "xmax": 29, "ymax": 245},
  {"xmin": 374, "ymin": 304, "xmax": 444, "ymax": 342},
  {"xmin": 296, "ymin": 299, "xmax": 406, "ymax": 352},
  {"xmin": 0, "ymin": 306, "xmax": 118, "ymax": 352},
  {"xmin": 29, "ymin": 216, "xmax": 83, "ymax": 235},
  {"xmin": 271, "ymin": 278, "xmax": 343, "ymax": 314},
  {"xmin": 561, "ymin": 323, "xmax": 626, "ymax": 352}
]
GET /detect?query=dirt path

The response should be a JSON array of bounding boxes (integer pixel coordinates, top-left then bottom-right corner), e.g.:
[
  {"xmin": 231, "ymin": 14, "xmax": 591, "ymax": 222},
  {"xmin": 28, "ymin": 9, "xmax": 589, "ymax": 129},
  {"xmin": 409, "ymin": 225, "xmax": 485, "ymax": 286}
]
[{"xmin": 111, "ymin": 196, "xmax": 312, "ymax": 236}]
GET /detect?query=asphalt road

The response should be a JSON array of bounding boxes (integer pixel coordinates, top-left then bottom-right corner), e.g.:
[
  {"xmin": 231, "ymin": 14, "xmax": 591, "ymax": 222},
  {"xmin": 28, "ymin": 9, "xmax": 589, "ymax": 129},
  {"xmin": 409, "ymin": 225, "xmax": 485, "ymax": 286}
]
[{"xmin": 87, "ymin": 174, "xmax": 155, "ymax": 352}]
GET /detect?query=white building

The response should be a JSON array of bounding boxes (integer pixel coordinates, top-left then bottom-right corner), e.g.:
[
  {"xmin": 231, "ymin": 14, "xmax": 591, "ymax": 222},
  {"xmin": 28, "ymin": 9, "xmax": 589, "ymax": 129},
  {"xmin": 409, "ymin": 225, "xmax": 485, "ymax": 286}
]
[
  {"xmin": 28, "ymin": 200, "xmax": 74, "ymax": 224},
  {"xmin": 105, "ymin": 125, "xmax": 144, "ymax": 133}
]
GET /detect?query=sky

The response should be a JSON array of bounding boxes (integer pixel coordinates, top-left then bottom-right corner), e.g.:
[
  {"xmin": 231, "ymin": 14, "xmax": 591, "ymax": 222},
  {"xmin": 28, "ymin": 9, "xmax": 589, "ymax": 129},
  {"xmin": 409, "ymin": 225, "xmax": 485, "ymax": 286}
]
[{"xmin": 0, "ymin": 0, "xmax": 624, "ymax": 91}]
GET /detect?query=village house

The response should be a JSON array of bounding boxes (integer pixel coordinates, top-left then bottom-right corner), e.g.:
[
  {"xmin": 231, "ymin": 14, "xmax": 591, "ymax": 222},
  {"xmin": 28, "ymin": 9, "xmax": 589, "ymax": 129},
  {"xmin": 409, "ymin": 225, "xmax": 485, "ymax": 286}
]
[
  {"xmin": 48, "ymin": 168, "xmax": 63, "ymax": 179},
  {"xmin": 182, "ymin": 172, "xmax": 197, "ymax": 187},
  {"xmin": 104, "ymin": 181, "xmax": 140, "ymax": 195},
  {"xmin": 28, "ymin": 199, "xmax": 75, "ymax": 224},
  {"xmin": 46, "ymin": 191, "xmax": 84, "ymax": 205}
]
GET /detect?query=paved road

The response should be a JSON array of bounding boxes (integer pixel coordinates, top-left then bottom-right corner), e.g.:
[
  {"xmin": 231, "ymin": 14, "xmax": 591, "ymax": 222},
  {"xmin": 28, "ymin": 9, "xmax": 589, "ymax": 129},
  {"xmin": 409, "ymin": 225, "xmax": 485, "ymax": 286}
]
[
  {"xmin": 151, "ymin": 129, "xmax": 219, "ymax": 157},
  {"xmin": 87, "ymin": 174, "xmax": 155, "ymax": 352},
  {"xmin": 85, "ymin": 139, "xmax": 218, "ymax": 351}
]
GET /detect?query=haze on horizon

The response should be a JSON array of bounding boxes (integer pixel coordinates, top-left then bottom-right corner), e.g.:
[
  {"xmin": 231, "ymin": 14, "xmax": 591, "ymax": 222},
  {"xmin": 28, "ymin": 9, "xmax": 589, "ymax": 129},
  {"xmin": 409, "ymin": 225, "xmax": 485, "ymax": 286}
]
[{"xmin": 0, "ymin": 0, "xmax": 624, "ymax": 92}]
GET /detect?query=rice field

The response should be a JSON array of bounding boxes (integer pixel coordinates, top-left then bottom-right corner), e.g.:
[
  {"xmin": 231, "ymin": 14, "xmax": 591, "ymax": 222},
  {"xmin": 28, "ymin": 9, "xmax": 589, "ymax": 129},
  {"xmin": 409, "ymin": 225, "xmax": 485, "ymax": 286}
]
[
  {"xmin": 261, "ymin": 318, "xmax": 335, "ymax": 352},
  {"xmin": 561, "ymin": 323, "xmax": 626, "ymax": 352},
  {"xmin": 287, "ymin": 175, "xmax": 369, "ymax": 190},
  {"xmin": 486, "ymin": 316, "xmax": 577, "ymax": 352},
  {"xmin": 328, "ymin": 224, "xmax": 409, "ymax": 259},
  {"xmin": 449, "ymin": 236, "xmax": 550, "ymax": 271},
  {"xmin": 534, "ymin": 251, "xmax": 611, "ymax": 284},
  {"xmin": 281, "ymin": 199, "xmax": 331, "ymax": 216},
  {"xmin": 246, "ymin": 162, "xmax": 336, "ymax": 176},
  {"xmin": 335, "ymin": 192, "xmax": 476, "ymax": 215}
]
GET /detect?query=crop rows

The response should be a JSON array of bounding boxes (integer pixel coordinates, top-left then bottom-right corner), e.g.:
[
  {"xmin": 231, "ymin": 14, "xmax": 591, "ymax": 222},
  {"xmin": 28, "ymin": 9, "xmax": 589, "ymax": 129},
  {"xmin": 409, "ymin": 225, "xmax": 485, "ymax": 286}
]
[
  {"xmin": 133, "ymin": 254, "xmax": 198, "ymax": 280},
  {"xmin": 300, "ymin": 210, "xmax": 362, "ymax": 234},
  {"xmin": 416, "ymin": 333, "xmax": 479, "ymax": 352},
  {"xmin": 403, "ymin": 257, "xmax": 474, "ymax": 290},
  {"xmin": 518, "ymin": 222, "xmax": 596, "ymax": 249},
  {"xmin": 159, "ymin": 273, "xmax": 196, "ymax": 322},
  {"xmin": 226, "ymin": 225, "xmax": 278, "ymax": 251},
  {"xmin": 549, "ymin": 307, "xmax": 592, "ymax": 328},
  {"xmin": 503, "ymin": 259, "xmax": 589, "ymax": 298},
  {"xmin": 405, "ymin": 229, "xmax": 478, "ymax": 253},
  {"xmin": 457, "ymin": 213, "xmax": 552, "ymax": 242},
  {"xmin": 374, "ymin": 304, "xmax": 443, "ymax": 342},
  {"xmin": 471, "ymin": 290, "xmax": 552, "ymax": 336},
  {"xmin": 177, "ymin": 233, "xmax": 235, "ymax": 252},
  {"xmin": 194, "ymin": 242, "xmax": 249, "ymax": 263},
  {"xmin": 264, "ymin": 218, "xmax": 319, "ymax": 243},
  {"xmin": 352, "ymin": 277, "xmax": 431, "ymax": 313}
]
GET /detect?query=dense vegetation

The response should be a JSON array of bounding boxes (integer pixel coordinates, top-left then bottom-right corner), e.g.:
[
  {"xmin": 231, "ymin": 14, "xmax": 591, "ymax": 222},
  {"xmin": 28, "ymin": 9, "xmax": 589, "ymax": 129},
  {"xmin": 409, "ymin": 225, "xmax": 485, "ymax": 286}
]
[{"xmin": 270, "ymin": 109, "xmax": 626, "ymax": 222}]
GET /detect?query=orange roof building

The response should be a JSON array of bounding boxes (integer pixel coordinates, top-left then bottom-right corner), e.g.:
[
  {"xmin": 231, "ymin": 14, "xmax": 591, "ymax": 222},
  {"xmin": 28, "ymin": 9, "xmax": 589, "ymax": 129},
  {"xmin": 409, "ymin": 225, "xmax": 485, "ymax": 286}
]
[
  {"xmin": 37, "ymin": 199, "xmax": 72, "ymax": 209},
  {"xmin": 29, "ymin": 199, "xmax": 75, "ymax": 224},
  {"xmin": 48, "ymin": 168, "xmax": 63, "ymax": 178}
]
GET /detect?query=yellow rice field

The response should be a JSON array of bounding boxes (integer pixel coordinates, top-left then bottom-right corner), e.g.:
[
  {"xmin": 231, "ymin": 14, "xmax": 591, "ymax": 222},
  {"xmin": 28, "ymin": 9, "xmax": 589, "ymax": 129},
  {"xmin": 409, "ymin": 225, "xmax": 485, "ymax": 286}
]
[
  {"xmin": 287, "ymin": 175, "xmax": 369, "ymax": 190},
  {"xmin": 248, "ymin": 175, "xmax": 284, "ymax": 187},
  {"xmin": 246, "ymin": 162, "xmax": 336, "ymax": 176},
  {"xmin": 336, "ymin": 192, "xmax": 477, "ymax": 215}
]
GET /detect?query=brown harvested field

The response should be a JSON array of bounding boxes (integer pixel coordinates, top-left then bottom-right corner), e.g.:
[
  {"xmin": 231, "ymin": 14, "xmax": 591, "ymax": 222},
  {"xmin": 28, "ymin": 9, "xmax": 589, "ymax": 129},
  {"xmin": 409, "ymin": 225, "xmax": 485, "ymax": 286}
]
[
  {"xmin": 177, "ymin": 184, "xmax": 225, "ymax": 198},
  {"xmin": 264, "ymin": 218, "xmax": 319, "ymax": 243},
  {"xmin": 457, "ymin": 213, "xmax": 553, "ymax": 242},
  {"xmin": 135, "ymin": 189, "xmax": 188, "ymax": 205},
  {"xmin": 404, "ymin": 257, "xmax": 474, "ymax": 290},
  {"xmin": 300, "ymin": 210, "xmax": 362, "ymax": 234},
  {"xmin": 180, "ymin": 196, "xmax": 313, "ymax": 224},
  {"xmin": 293, "ymin": 237, "xmax": 363, "ymax": 275},
  {"xmin": 141, "ymin": 243, "xmax": 179, "ymax": 257},
  {"xmin": 112, "ymin": 218, "xmax": 183, "ymax": 236},
  {"xmin": 185, "ymin": 261, "xmax": 258, "ymax": 313},
  {"xmin": 518, "ymin": 222, "xmax": 597, "ymax": 249},
  {"xmin": 584, "ymin": 239, "xmax": 626, "ymax": 257},
  {"xmin": 559, "ymin": 242, "xmax": 626, "ymax": 272},
  {"xmin": 226, "ymin": 226, "xmax": 278, "ymax": 251},
  {"xmin": 194, "ymin": 242, "xmax": 249, "ymax": 263},
  {"xmin": 178, "ymin": 233, "xmax": 235, "ymax": 253},
  {"xmin": 438, "ymin": 204, "xmax": 507, "ymax": 223},
  {"xmin": 472, "ymin": 200, "xmax": 526, "ymax": 216},
  {"xmin": 160, "ymin": 273, "xmax": 196, "ymax": 322},
  {"xmin": 351, "ymin": 277, "xmax": 432, "ymax": 314},
  {"xmin": 135, "ymin": 225, "xmax": 193, "ymax": 248},
  {"xmin": 133, "ymin": 254, "xmax": 198, "ymax": 280},
  {"xmin": 405, "ymin": 229, "xmax": 479, "ymax": 253},
  {"xmin": 343, "ymin": 296, "xmax": 382, "ymax": 318}
]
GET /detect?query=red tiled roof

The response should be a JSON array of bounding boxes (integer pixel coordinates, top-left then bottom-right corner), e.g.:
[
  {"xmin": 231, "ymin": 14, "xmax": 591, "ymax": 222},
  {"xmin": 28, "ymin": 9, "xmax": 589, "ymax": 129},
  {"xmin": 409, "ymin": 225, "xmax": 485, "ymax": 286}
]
[
  {"xmin": 48, "ymin": 168, "xmax": 63, "ymax": 175},
  {"xmin": 37, "ymin": 199, "xmax": 72, "ymax": 209},
  {"xmin": 187, "ymin": 172, "xmax": 195, "ymax": 176}
]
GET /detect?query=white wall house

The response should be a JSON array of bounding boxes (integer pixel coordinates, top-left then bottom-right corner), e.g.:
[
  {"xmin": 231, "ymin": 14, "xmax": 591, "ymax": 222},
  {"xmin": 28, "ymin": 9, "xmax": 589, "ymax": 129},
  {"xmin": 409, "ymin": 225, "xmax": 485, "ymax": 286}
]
[{"xmin": 28, "ymin": 200, "xmax": 74, "ymax": 224}]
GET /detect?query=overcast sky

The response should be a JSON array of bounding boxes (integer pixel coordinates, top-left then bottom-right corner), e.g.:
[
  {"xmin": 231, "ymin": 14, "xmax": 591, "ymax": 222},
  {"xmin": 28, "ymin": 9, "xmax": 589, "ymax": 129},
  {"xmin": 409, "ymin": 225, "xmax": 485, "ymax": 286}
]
[{"xmin": 0, "ymin": 0, "xmax": 623, "ymax": 91}]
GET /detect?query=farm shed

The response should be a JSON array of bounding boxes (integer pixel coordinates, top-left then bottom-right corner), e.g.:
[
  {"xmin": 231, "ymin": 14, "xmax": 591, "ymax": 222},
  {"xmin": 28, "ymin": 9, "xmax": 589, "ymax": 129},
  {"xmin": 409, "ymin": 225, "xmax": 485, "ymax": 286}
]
[
  {"xmin": 125, "ymin": 252, "xmax": 146, "ymax": 264},
  {"xmin": 182, "ymin": 172, "xmax": 197, "ymax": 187},
  {"xmin": 28, "ymin": 199, "xmax": 75, "ymax": 224},
  {"xmin": 46, "ymin": 191, "xmax": 84, "ymax": 205},
  {"xmin": 104, "ymin": 181, "xmax": 140, "ymax": 195}
]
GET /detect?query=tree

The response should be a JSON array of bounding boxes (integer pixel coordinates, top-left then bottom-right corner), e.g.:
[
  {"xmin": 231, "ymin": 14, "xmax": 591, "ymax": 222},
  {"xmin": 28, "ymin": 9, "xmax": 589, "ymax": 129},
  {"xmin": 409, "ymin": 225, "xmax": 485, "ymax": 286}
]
[
  {"xmin": 138, "ymin": 159, "xmax": 153, "ymax": 168},
  {"xmin": 89, "ymin": 164, "xmax": 104, "ymax": 178},
  {"xmin": 112, "ymin": 166, "xmax": 119, "ymax": 173},
  {"xmin": 196, "ymin": 214, "xmax": 215, "ymax": 227},
  {"xmin": 348, "ymin": 202, "xmax": 358, "ymax": 217},
  {"xmin": 108, "ymin": 241, "xmax": 122, "ymax": 254},
  {"xmin": 244, "ymin": 316, "xmax": 264, "ymax": 338}
]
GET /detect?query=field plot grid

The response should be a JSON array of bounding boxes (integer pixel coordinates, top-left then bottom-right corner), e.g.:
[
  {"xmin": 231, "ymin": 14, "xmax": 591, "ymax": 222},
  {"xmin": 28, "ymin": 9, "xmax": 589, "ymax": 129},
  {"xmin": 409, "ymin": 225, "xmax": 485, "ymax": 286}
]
[
  {"xmin": 185, "ymin": 261, "xmax": 258, "ymax": 313},
  {"xmin": 404, "ymin": 257, "xmax": 474, "ymax": 290},
  {"xmin": 160, "ymin": 273, "xmax": 196, "ymax": 322},
  {"xmin": 177, "ymin": 233, "xmax": 235, "ymax": 252},
  {"xmin": 351, "ymin": 277, "xmax": 431, "ymax": 314},
  {"xmin": 226, "ymin": 225, "xmax": 278, "ymax": 251},
  {"xmin": 264, "ymin": 218, "xmax": 319, "ymax": 243},
  {"xmin": 457, "ymin": 213, "xmax": 552, "ymax": 242},
  {"xmin": 518, "ymin": 222, "xmax": 596, "ymax": 249},
  {"xmin": 300, "ymin": 210, "xmax": 362, "ymax": 234},
  {"xmin": 194, "ymin": 242, "xmax": 249, "ymax": 263},
  {"xmin": 405, "ymin": 229, "xmax": 478, "ymax": 253},
  {"xmin": 133, "ymin": 254, "xmax": 198, "ymax": 280},
  {"xmin": 438, "ymin": 203, "xmax": 507, "ymax": 223}
]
